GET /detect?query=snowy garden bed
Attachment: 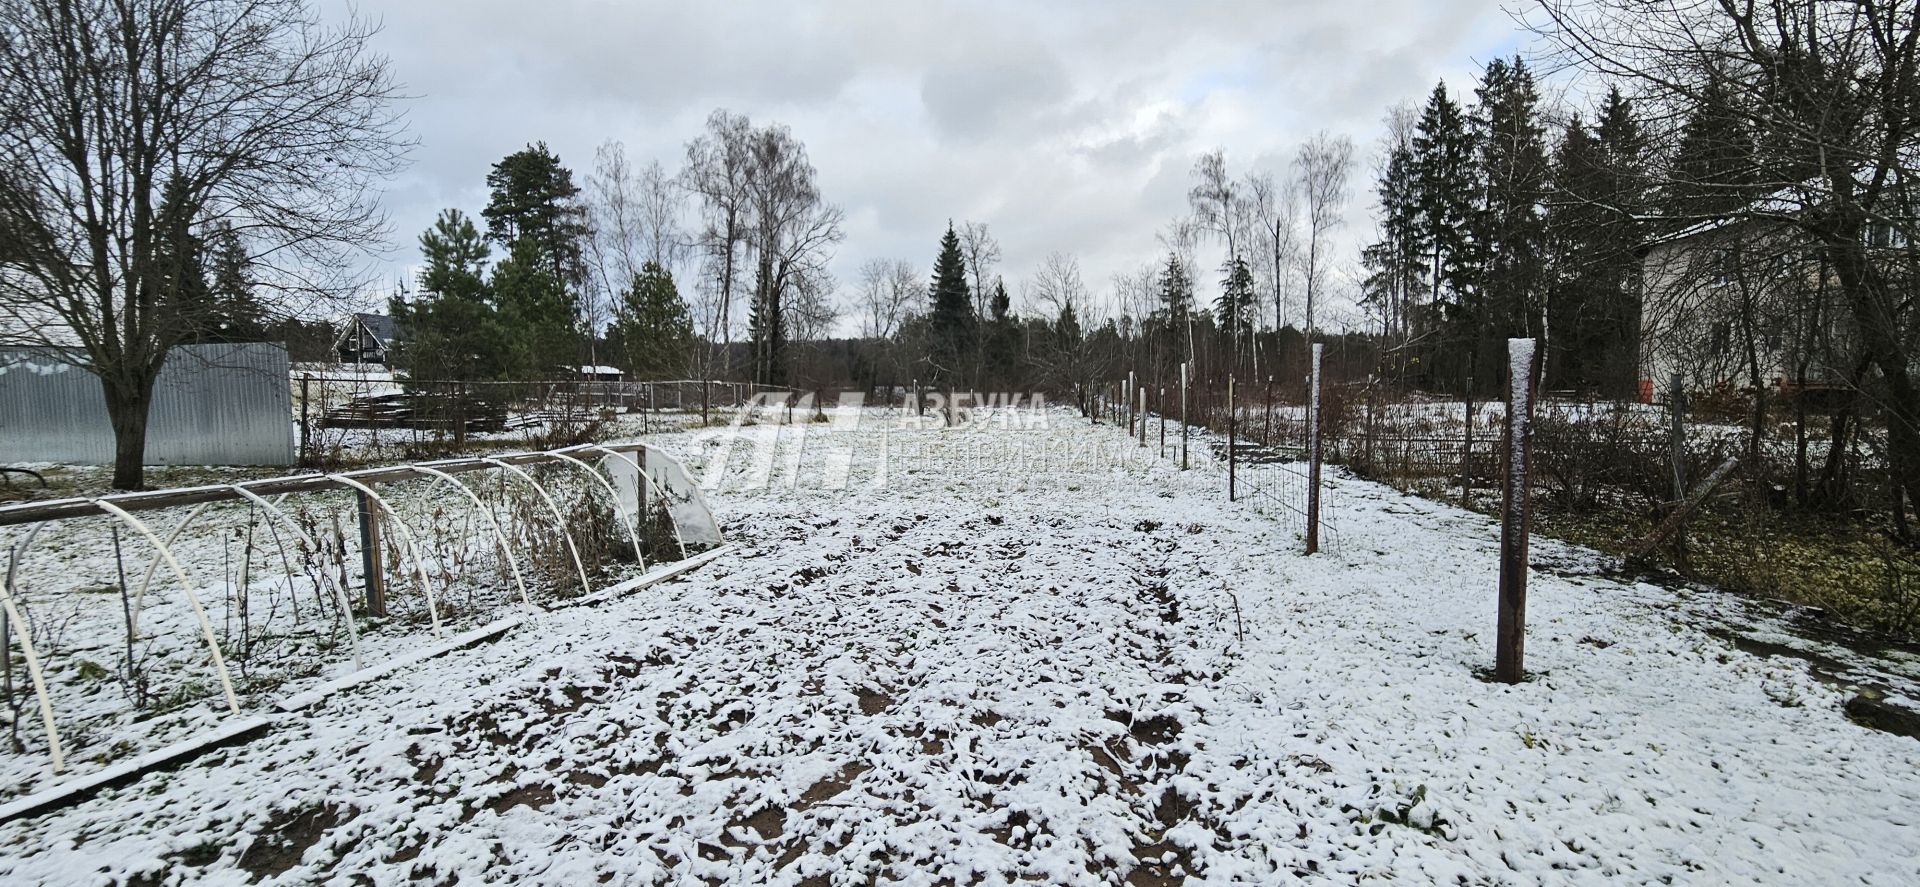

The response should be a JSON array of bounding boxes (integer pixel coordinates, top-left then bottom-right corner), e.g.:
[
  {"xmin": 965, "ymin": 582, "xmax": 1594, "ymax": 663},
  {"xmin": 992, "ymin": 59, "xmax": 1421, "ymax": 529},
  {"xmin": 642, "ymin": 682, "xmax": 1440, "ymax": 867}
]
[{"xmin": 1, "ymin": 405, "xmax": 1916, "ymax": 883}]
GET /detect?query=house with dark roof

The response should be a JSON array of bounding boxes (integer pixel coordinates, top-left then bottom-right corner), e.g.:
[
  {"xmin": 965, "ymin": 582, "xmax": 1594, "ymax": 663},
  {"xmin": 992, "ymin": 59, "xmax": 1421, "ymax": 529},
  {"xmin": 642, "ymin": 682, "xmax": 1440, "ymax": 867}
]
[{"xmin": 336, "ymin": 313, "xmax": 401, "ymax": 365}]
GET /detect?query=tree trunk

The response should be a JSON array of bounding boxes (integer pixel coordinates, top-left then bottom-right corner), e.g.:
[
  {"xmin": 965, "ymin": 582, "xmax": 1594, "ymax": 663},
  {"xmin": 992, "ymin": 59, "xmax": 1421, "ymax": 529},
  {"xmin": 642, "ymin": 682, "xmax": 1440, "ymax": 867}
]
[
  {"xmin": 103, "ymin": 369, "xmax": 160, "ymax": 491},
  {"xmin": 1826, "ymin": 223, "xmax": 1920, "ymax": 528}
]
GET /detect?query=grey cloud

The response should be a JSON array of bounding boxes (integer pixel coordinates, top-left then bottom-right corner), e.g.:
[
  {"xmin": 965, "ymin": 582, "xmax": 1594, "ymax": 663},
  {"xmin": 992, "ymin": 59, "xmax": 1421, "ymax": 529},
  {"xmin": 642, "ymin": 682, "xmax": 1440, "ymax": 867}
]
[
  {"xmin": 919, "ymin": 50, "xmax": 1070, "ymax": 142},
  {"xmin": 340, "ymin": 0, "xmax": 1516, "ymax": 327}
]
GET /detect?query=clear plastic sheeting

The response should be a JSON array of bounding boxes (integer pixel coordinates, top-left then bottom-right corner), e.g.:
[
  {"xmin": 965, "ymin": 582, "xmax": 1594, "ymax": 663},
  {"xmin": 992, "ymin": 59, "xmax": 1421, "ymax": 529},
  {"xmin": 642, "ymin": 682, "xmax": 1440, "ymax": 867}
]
[{"xmin": 603, "ymin": 444, "xmax": 724, "ymax": 548}]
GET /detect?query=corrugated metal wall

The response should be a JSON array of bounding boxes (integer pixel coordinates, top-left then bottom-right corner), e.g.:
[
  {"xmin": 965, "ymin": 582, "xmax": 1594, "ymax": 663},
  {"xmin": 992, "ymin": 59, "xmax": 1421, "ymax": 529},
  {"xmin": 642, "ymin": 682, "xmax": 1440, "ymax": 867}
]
[{"xmin": 0, "ymin": 343, "xmax": 295, "ymax": 465}]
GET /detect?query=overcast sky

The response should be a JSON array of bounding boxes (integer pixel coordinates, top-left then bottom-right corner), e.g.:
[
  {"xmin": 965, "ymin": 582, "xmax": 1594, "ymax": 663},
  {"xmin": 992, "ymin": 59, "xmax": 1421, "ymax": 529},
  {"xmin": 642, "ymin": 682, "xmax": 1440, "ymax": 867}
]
[{"xmin": 340, "ymin": 0, "xmax": 1524, "ymax": 332}]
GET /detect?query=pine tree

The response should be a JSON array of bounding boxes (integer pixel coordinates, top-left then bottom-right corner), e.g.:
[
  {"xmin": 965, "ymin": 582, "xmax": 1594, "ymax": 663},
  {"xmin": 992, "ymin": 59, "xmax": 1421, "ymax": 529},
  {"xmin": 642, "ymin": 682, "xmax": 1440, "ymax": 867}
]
[
  {"xmin": 391, "ymin": 209, "xmax": 508, "ymax": 383},
  {"xmin": 927, "ymin": 223, "xmax": 975, "ymax": 385},
  {"xmin": 609, "ymin": 262, "xmax": 694, "ymax": 379},
  {"xmin": 491, "ymin": 236, "xmax": 578, "ymax": 379},
  {"xmin": 482, "ymin": 142, "xmax": 590, "ymax": 284}
]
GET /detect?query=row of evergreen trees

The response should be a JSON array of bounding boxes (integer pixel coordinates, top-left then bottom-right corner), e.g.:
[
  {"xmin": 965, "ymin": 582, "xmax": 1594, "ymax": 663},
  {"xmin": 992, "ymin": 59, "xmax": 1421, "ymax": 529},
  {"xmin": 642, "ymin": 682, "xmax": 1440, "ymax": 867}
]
[
  {"xmin": 391, "ymin": 143, "xmax": 693, "ymax": 384},
  {"xmin": 1360, "ymin": 55, "xmax": 1776, "ymax": 397},
  {"xmin": 1361, "ymin": 58, "xmax": 1644, "ymax": 395}
]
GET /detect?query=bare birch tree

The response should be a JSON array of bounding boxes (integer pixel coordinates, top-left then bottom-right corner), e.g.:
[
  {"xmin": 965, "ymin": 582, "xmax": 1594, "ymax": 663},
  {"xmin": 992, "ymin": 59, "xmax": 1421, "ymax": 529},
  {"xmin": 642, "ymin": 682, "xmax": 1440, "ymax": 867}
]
[
  {"xmin": 857, "ymin": 258, "xmax": 918, "ymax": 339},
  {"xmin": 1294, "ymin": 131, "xmax": 1355, "ymax": 338}
]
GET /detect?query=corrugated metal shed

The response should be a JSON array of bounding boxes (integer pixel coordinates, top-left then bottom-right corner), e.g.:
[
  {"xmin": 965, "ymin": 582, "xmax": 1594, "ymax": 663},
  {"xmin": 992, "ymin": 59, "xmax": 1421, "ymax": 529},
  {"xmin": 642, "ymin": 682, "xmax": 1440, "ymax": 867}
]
[{"xmin": 0, "ymin": 343, "xmax": 295, "ymax": 465}]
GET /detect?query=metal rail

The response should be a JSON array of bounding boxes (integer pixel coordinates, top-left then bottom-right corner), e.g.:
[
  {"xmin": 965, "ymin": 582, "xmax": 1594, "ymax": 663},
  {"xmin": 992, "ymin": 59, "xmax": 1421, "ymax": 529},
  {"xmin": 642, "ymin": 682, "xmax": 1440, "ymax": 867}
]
[{"xmin": 0, "ymin": 443, "xmax": 654, "ymax": 528}]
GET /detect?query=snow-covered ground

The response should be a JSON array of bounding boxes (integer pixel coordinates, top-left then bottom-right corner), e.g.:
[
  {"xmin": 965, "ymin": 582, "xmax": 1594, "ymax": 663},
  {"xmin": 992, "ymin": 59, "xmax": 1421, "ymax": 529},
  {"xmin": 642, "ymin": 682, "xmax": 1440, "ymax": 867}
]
[{"xmin": 3, "ymin": 406, "xmax": 1918, "ymax": 884}]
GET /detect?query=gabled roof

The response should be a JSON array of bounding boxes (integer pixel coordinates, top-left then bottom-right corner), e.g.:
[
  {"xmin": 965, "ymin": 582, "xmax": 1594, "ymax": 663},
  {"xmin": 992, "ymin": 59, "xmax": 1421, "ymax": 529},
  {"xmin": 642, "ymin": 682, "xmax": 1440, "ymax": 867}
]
[{"xmin": 348, "ymin": 312, "xmax": 399, "ymax": 347}]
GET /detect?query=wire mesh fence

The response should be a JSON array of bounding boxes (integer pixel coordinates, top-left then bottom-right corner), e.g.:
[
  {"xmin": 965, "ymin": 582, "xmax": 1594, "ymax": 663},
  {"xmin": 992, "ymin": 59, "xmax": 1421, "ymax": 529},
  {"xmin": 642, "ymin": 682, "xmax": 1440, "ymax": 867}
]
[{"xmin": 291, "ymin": 372, "xmax": 791, "ymax": 467}]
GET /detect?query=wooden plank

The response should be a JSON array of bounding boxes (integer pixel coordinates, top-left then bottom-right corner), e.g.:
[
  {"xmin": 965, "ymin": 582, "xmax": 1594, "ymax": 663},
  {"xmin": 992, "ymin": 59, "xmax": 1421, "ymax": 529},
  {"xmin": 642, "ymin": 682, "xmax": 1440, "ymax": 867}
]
[
  {"xmin": 1629, "ymin": 456, "xmax": 1741, "ymax": 561},
  {"xmin": 274, "ymin": 614, "xmax": 526, "ymax": 713},
  {"xmin": 571, "ymin": 544, "xmax": 736, "ymax": 607},
  {"xmin": 0, "ymin": 716, "xmax": 275, "ymax": 824}
]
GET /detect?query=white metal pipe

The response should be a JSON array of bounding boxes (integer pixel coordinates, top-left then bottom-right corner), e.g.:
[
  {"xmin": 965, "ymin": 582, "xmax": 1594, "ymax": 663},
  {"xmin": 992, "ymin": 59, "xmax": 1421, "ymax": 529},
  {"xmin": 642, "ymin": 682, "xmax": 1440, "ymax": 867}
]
[
  {"xmin": 406, "ymin": 467, "xmax": 533, "ymax": 609},
  {"xmin": 325, "ymin": 475, "xmax": 444, "ymax": 639},
  {"xmin": 539, "ymin": 449, "xmax": 646, "ymax": 567},
  {"xmin": 480, "ymin": 459, "xmax": 591, "ymax": 593},
  {"xmin": 226, "ymin": 485, "xmax": 363, "ymax": 670},
  {"xmin": 91, "ymin": 500, "xmax": 241, "ymax": 714},
  {"xmin": 2, "ymin": 531, "xmax": 64, "ymax": 772},
  {"xmin": 576, "ymin": 444, "xmax": 690, "ymax": 560},
  {"xmin": 128, "ymin": 501, "xmax": 211, "ymax": 641}
]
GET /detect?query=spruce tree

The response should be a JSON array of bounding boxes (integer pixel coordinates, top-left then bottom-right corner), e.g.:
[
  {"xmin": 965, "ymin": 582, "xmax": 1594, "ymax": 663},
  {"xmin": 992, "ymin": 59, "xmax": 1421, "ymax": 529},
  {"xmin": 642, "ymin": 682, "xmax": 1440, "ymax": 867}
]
[
  {"xmin": 1412, "ymin": 81, "xmax": 1478, "ymax": 310},
  {"xmin": 203, "ymin": 223, "xmax": 267, "ymax": 342},
  {"xmin": 1545, "ymin": 86, "xmax": 1648, "ymax": 396},
  {"xmin": 1546, "ymin": 115, "xmax": 1607, "ymax": 389},
  {"xmin": 392, "ymin": 209, "xmax": 508, "ymax": 383},
  {"xmin": 1362, "ymin": 137, "xmax": 1428, "ymax": 339},
  {"xmin": 1157, "ymin": 253, "xmax": 1192, "ymax": 321},
  {"xmin": 983, "ymin": 277, "xmax": 1018, "ymax": 388},
  {"xmin": 927, "ymin": 223, "xmax": 975, "ymax": 385},
  {"xmin": 1472, "ymin": 56, "xmax": 1551, "ymax": 345},
  {"xmin": 1663, "ymin": 77, "xmax": 1756, "ymax": 224},
  {"xmin": 1215, "ymin": 257, "xmax": 1256, "ymax": 353}
]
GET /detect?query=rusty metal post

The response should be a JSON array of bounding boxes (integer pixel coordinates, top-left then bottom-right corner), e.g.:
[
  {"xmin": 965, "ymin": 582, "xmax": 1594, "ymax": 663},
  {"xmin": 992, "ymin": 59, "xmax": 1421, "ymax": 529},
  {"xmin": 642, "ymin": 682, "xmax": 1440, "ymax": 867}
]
[
  {"xmin": 1306, "ymin": 345, "xmax": 1323, "ymax": 555},
  {"xmin": 1180, "ymin": 362, "xmax": 1190, "ymax": 471},
  {"xmin": 1495, "ymin": 338, "xmax": 1539, "ymax": 684},
  {"xmin": 1227, "ymin": 375, "xmax": 1237, "ymax": 502}
]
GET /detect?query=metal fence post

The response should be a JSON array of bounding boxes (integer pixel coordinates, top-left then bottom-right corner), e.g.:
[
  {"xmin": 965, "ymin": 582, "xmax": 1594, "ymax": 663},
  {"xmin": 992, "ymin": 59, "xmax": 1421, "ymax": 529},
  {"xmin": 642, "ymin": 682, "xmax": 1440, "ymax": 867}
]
[
  {"xmin": 1180, "ymin": 362, "xmax": 1190, "ymax": 471},
  {"xmin": 1496, "ymin": 338, "xmax": 1538, "ymax": 684},
  {"xmin": 1307, "ymin": 345, "xmax": 1323, "ymax": 555},
  {"xmin": 1227, "ymin": 375, "xmax": 1237, "ymax": 502},
  {"xmin": 299, "ymin": 373, "xmax": 312, "ymax": 467},
  {"xmin": 1461, "ymin": 372, "xmax": 1475, "ymax": 508},
  {"xmin": 1138, "ymin": 386, "xmax": 1147, "ymax": 447}
]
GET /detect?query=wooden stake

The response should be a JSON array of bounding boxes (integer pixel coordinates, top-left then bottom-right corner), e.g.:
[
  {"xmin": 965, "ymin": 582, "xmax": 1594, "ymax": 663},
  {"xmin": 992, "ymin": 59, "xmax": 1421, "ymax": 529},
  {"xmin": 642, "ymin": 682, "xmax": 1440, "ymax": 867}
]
[
  {"xmin": 355, "ymin": 487, "xmax": 387, "ymax": 617},
  {"xmin": 1631, "ymin": 456, "xmax": 1740, "ymax": 561}
]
